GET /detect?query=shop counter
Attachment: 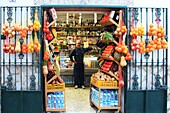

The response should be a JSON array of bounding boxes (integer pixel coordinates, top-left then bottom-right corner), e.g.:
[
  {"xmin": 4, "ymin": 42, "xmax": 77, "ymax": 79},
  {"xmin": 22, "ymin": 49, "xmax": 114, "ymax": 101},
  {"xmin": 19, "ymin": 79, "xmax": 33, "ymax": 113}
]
[{"xmin": 60, "ymin": 68, "xmax": 98, "ymax": 86}]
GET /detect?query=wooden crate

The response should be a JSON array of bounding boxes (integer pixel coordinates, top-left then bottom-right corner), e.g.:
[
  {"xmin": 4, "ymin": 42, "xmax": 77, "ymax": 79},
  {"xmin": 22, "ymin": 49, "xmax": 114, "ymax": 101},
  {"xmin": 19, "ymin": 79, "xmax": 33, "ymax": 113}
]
[
  {"xmin": 44, "ymin": 75, "xmax": 66, "ymax": 112},
  {"xmin": 91, "ymin": 77, "xmax": 118, "ymax": 88}
]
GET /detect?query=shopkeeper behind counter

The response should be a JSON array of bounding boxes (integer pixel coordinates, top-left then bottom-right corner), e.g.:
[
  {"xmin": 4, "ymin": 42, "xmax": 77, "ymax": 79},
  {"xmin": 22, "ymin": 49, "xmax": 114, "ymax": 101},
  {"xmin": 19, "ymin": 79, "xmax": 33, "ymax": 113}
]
[{"xmin": 69, "ymin": 40, "xmax": 92, "ymax": 89}]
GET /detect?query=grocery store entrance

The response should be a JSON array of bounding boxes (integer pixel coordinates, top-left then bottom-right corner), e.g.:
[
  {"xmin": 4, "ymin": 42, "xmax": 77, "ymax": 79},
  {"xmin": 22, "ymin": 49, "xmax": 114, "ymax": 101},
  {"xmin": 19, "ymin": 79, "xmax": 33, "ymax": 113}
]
[{"xmin": 42, "ymin": 5, "xmax": 126, "ymax": 113}]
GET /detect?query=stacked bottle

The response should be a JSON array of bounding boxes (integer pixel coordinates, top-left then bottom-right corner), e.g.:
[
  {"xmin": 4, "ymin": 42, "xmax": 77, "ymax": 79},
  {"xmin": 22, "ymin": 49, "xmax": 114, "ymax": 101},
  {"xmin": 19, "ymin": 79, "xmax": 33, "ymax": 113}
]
[
  {"xmin": 91, "ymin": 87, "xmax": 99, "ymax": 105},
  {"xmin": 47, "ymin": 91, "xmax": 65, "ymax": 109},
  {"xmin": 99, "ymin": 89, "xmax": 118, "ymax": 107}
]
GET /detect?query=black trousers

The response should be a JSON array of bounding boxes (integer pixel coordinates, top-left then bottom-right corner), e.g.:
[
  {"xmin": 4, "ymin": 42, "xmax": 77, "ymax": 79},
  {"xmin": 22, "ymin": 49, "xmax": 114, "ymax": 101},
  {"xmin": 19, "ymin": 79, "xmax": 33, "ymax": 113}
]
[{"xmin": 73, "ymin": 63, "xmax": 84, "ymax": 86}]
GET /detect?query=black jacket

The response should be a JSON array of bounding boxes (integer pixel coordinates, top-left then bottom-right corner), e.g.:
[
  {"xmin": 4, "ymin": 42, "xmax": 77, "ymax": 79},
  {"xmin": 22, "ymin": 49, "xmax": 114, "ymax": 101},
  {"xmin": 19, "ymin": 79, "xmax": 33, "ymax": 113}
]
[{"xmin": 69, "ymin": 47, "xmax": 92, "ymax": 63}]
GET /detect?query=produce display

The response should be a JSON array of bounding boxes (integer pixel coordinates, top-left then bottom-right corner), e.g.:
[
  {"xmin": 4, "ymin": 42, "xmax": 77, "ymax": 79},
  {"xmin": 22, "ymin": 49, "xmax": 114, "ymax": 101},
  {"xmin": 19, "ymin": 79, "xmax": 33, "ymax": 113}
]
[
  {"xmin": 1, "ymin": 25, "xmax": 9, "ymax": 36},
  {"xmin": 93, "ymin": 10, "xmax": 127, "ymax": 89},
  {"xmin": 1, "ymin": 9, "xmax": 41, "ymax": 57},
  {"xmin": 130, "ymin": 22, "xmax": 168, "ymax": 54},
  {"xmin": 8, "ymin": 41, "xmax": 15, "ymax": 54},
  {"xmin": 28, "ymin": 35, "xmax": 34, "ymax": 53},
  {"xmin": 3, "ymin": 41, "xmax": 9, "ymax": 53},
  {"xmin": 8, "ymin": 26, "xmax": 16, "ymax": 39},
  {"xmin": 34, "ymin": 32, "xmax": 41, "ymax": 52},
  {"xmin": 43, "ymin": 8, "xmax": 66, "ymax": 112},
  {"xmin": 43, "ymin": 22, "xmax": 53, "ymax": 41},
  {"xmin": 101, "ymin": 45, "xmax": 114, "ymax": 57},
  {"xmin": 114, "ymin": 25, "xmax": 127, "ymax": 37},
  {"xmin": 92, "ymin": 71, "xmax": 116, "ymax": 81},
  {"xmin": 90, "ymin": 10, "xmax": 127, "ymax": 113},
  {"xmin": 33, "ymin": 10, "xmax": 41, "ymax": 32},
  {"xmin": 20, "ymin": 27, "xmax": 28, "ymax": 38},
  {"xmin": 21, "ymin": 42, "xmax": 28, "ymax": 54}
]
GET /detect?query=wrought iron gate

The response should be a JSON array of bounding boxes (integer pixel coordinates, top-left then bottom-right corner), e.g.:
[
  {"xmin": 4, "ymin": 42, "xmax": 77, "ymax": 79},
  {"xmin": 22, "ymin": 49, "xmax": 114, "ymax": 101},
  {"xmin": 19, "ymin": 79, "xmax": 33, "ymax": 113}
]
[
  {"xmin": 0, "ymin": 6, "xmax": 43, "ymax": 113},
  {"xmin": 125, "ymin": 7, "xmax": 168, "ymax": 113}
]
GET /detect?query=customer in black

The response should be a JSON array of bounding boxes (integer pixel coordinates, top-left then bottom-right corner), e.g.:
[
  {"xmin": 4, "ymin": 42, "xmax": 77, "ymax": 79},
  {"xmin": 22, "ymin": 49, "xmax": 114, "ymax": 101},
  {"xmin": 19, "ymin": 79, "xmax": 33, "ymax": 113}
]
[{"xmin": 69, "ymin": 40, "xmax": 92, "ymax": 89}]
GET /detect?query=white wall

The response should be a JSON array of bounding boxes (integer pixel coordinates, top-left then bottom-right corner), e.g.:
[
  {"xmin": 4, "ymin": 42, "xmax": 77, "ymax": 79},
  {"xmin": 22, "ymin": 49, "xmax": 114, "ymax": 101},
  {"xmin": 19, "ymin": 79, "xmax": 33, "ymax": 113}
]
[{"xmin": 0, "ymin": 0, "xmax": 34, "ymax": 6}]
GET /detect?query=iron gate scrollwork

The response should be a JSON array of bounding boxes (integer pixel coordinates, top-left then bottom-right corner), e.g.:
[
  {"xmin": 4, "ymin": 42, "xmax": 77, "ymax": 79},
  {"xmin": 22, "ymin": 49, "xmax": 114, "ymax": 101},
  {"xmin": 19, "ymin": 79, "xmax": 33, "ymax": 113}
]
[
  {"xmin": 125, "ymin": 7, "xmax": 168, "ymax": 113},
  {"xmin": 0, "ymin": 6, "xmax": 43, "ymax": 113}
]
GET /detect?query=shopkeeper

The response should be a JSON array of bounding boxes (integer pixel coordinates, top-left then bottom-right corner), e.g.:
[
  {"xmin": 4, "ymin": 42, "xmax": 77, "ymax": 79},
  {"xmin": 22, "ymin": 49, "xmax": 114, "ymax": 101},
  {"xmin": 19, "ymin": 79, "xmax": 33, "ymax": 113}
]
[{"xmin": 69, "ymin": 40, "xmax": 92, "ymax": 89}]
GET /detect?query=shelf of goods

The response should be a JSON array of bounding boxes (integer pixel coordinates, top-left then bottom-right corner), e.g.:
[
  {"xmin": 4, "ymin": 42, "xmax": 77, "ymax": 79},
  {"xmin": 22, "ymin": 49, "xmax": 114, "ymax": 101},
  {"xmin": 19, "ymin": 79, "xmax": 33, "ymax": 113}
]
[{"xmin": 44, "ymin": 75, "xmax": 66, "ymax": 112}]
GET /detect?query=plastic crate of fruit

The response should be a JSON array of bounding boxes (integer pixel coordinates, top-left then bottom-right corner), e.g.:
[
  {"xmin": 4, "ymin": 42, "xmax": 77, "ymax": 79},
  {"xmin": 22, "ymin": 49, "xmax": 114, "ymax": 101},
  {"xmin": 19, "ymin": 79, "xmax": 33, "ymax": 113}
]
[{"xmin": 47, "ymin": 83, "xmax": 65, "ymax": 90}]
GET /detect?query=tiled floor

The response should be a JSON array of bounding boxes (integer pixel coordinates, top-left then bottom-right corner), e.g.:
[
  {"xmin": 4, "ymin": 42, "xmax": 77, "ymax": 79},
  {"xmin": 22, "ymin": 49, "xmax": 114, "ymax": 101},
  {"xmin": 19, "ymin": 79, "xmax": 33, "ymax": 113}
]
[
  {"xmin": 64, "ymin": 87, "xmax": 114, "ymax": 113},
  {"xmin": 46, "ymin": 87, "xmax": 114, "ymax": 113},
  {"xmin": 50, "ymin": 87, "xmax": 170, "ymax": 113}
]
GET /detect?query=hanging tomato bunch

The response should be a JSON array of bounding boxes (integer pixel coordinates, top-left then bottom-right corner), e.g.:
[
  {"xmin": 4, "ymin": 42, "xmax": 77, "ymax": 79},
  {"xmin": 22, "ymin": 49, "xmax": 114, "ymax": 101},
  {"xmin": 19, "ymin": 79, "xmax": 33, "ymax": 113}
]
[
  {"xmin": 20, "ymin": 27, "xmax": 28, "ymax": 38},
  {"xmin": 21, "ymin": 42, "xmax": 28, "ymax": 54},
  {"xmin": 137, "ymin": 26, "xmax": 145, "ymax": 36},
  {"xmin": 28, "ymin": 24, "xmax": 34, "ymax": 31},
  {"xmin": 3, "ymin": 42, "xmax": 9, "ymax": 53},
  {"xmin": 1, "ymin": 25, "xmax": 9, "ymax": 36},
  {"xmin": 125, "ymin": 52, "xmax": 132, "ymax": 60},
  {"xmin": 157, "ymin": 26, "xmax": 165, "ymax": 38},
  {"xmin": 130, "ymin": 26, "xmax": 145, "ymax": 51},
  {"xmin": 43, "ymin": 22, "xmax": 53, "ymax": 41},
  {"xmin": 8, "ymin": 26, "xmax": 15, "ymax": 39},
  {"xmin": 148, "ymin": 24, "xmax": 157, "ymax": 36},
  {"xmin": 146, "ymin": 24, "xmax": 168, "ymax": 52},
  {"xmin": 130, "ymin": 38, "xmax": 140, "ymax": 51},
  {"xmin": 138, "ymin": 40, "xmax": 145, "ymax": 54},
  {"xmin": 34, "ymin": 32, "xmax": 41, "ymax": 52},
  {"xmin": 28, "ymin": 35, "xmax": 34, "ymax": 53},
  {"xmin": 114, "ymin": 25, "xmax": 127, "ymax": 37},
  {"xmin": 43, "ymin": 51, "xmax": 50, "ymax": 61},
  {"xmin": 9, "ymin": 41, "xmax": 15, "ymax": 54},
  {"xmin": 130, "ymin": 22, "xmax": 168, "ymax": 54},
  {"xmin": 130, "ymin": 28, "xmax": 138, "ymax": 37}
]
